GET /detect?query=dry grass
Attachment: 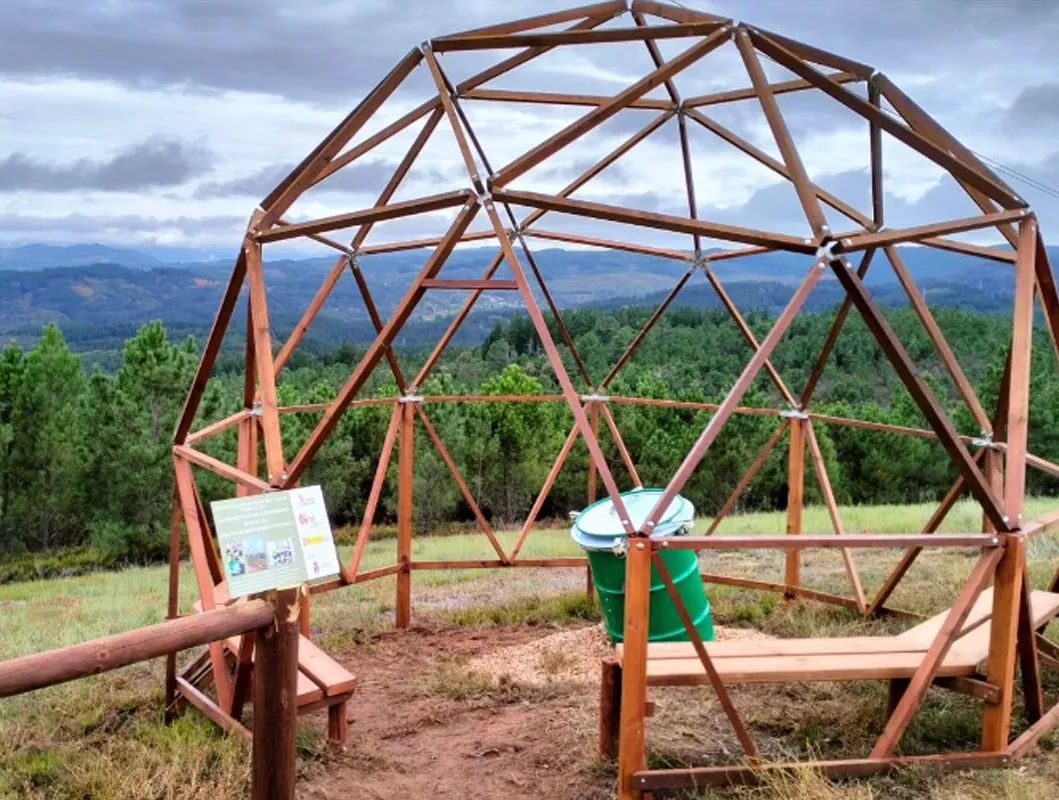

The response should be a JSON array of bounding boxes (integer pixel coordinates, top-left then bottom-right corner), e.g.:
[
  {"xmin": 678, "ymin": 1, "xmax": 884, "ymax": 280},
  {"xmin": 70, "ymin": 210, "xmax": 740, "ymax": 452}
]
[{"xmin": 1, "ymin": 500, "xmax": 1058, "ymax": 798}]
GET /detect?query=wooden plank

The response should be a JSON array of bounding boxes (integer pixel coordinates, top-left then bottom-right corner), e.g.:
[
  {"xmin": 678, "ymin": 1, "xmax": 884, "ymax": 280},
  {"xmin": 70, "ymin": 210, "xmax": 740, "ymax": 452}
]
[
  {"xmin": 297, "ymin": 636, "xmax": 357, "ymax": 696},
  {"xmin": 841, "ymin": 210, "xmax": 1028, "ymax": 252},
  {"xmin": 644, "ymin": 651, "xmax": 979, "ymax": 685},
  {"xmin": 684, "ymin": 72, "xmax": 859, "ymax": 108},
  {"xmin": 658, "ymin": 533, "xmax": 1000, "ymax": 550},
  {"xmin": 618, "ymin": 637, "xmax": 924, "ymax": 659},
  {"xmin": 599, "ymin": 656, "xmax": 622, "ymax": 759},
  {"xmin": 510, "ymin": 422, "xmax": 580, "ymax": 560}
]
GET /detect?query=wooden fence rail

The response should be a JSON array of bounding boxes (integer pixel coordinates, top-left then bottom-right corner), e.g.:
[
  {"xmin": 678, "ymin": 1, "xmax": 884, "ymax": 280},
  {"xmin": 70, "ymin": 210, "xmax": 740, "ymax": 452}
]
[{"xmin": 0, "ymin": 590, "xmax": 300, "ymax": 800}]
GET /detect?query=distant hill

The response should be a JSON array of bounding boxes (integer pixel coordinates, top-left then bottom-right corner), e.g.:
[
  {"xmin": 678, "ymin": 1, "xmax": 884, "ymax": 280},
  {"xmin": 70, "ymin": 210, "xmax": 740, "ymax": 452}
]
[
  {"xmin": 0, "ymin": 244, "xmax": 1051, "ymax": 354},
  {"xmin": 0, "ymin": 243, "xmax": 163, "ymax": 270}
]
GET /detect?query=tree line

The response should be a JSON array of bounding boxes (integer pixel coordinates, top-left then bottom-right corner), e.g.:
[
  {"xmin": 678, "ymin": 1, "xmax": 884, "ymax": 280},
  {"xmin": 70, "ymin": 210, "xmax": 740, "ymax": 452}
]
[{"xmin": 1, "ymin": 303, "xmax": 1057, "ymax": 568}]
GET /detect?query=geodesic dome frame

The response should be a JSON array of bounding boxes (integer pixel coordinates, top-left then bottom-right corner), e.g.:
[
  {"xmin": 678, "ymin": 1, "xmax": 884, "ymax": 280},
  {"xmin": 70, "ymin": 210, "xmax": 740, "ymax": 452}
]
[{"xmin": 167, "ymin": 1, "xmax": 1059, "ymax": 793}]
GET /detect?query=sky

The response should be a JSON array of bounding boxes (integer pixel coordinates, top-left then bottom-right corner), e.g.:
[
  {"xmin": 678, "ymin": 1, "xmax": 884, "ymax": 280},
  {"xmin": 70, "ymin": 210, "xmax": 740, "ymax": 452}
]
[{"xmin": 0, "ymin": 0, "xmax": 1057, "ymax": 260}]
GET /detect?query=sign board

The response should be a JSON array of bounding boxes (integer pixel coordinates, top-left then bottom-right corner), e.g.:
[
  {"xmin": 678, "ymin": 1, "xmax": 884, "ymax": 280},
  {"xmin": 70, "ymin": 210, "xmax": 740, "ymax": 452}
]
[{"xmin": 211, "ymin": 485, "xmax": 340, "ymax": 597}]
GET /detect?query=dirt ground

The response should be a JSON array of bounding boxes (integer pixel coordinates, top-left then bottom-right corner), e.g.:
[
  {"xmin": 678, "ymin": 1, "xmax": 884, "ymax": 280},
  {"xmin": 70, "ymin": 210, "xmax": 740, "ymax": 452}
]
[{"xmin": 299, "ymin": 622, "xmax": 612, "ymax": 800}]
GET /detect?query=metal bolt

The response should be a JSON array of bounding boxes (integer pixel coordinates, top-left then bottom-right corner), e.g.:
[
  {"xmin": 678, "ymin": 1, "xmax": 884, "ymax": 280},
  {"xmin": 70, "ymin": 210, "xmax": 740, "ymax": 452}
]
[
  {"xmin": 803, "ymin": 238, "xmax": 812, "ymax": 245},
  {"xmin": 636, "ymin": 542, "xmax": 645, "ymax": 551},
  {"xmin": 661, "ymin": 541, "xmax": 669, "ymax": 547},
  {"xmin": 1002, "ymin": 515, "xmax": 1010, "ymax": 524},
  {"xmin": 821, "ymin": 225, "xmax": 830, "ymax": 232},
  {"xmin": 843, "ymin": 239, "xmax": 852, "ymax": 246}
]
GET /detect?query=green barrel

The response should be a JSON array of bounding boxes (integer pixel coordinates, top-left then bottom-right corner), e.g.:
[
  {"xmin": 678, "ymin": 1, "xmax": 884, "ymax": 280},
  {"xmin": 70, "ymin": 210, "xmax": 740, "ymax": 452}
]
[{"xmin": 571, "ymin": 489, "xmax": 714, "ymax": 644}]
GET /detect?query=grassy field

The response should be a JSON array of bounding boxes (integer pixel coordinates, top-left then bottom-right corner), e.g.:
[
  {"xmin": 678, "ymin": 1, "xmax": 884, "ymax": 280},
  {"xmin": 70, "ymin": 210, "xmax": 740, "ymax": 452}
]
[{"xmin": 0, "ymin": 499, "xmax": 1057, "ymax": 798}]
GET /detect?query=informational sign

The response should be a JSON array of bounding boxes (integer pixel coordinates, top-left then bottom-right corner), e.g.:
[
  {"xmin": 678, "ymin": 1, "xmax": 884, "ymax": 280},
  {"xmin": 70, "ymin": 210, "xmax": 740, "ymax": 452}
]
[{"xmin": 211, "ymin": 485, "xmax": 340, "ymax": 597}]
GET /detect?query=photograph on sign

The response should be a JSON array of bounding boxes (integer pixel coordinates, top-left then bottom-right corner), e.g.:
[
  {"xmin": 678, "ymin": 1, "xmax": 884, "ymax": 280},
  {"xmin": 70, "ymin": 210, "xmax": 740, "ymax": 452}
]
[{"xmin": 211, "ymin": 485, "xmax": 340, "ymax": 597}]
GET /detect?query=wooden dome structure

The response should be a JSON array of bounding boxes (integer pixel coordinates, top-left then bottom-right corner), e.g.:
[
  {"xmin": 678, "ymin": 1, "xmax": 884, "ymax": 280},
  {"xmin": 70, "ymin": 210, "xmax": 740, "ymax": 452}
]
[{"xmin": 168, "ymin": 2, "xmax": 1059, "ymax": 796}]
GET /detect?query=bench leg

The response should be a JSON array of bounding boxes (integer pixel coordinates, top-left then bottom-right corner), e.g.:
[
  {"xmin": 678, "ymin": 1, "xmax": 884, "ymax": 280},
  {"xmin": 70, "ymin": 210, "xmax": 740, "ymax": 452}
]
[
  {"xmin": 886, "ymin": 679, "xmax": 909, "ymax": 721},
  {"xmin": 600, "ymin": 657, "xmax": 622, "ymax": 759},
  {"xmin": 328, "ymin": 700, "xmax": 349, "ymax": 745}
]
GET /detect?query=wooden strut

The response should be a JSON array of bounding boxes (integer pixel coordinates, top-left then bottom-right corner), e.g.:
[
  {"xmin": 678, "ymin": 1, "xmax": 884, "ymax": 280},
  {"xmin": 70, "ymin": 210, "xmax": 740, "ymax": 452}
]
[{"xmin": 652, "ymin": 552, "xmax": 759, "ymax": 757}]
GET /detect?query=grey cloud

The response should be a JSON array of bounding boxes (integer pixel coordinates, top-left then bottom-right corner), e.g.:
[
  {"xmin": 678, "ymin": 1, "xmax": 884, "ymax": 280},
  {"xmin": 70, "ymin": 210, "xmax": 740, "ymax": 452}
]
[
  {"xmin": 196, "ymin": 158, "xmax": 460, "ymax": 200},
  {"xmin": 1004, "ymin": 83, "xmax": 1059, "ymax": 129},
  {"xmin": 0, "ymin": 212, "xmax": 244, "ymax": 239},
  {"xmin": 0, "ymin": 137, "xmax": 212, "ymax": 192}
]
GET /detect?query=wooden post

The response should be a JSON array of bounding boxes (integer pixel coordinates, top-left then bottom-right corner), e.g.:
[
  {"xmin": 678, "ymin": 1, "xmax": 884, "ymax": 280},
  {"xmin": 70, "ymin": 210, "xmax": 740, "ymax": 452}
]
[
  {"xmin": 617, "ymin": 539, "xmax": 651, "ymax": 800},
  {"xmin": 164, "ymin": 488, "xmax": 182, "ymax": 720},
  {"xmin": 251, "ymin": 588, "xmax": 300, "ymax": 800},
  {"xmin": 396, "ymin": 400, "xmax": 414, "ymax": 628},
  {"xmin": 785, "ymin": 417, "xmax": 805, "ymax": 597},
  {"xmin": 599, "ymin": 656, "xmax": 622, "ymax": 759},
  {"xmin": 981, "ymin": 536, "xmax": 1025, "ymax": 751}
]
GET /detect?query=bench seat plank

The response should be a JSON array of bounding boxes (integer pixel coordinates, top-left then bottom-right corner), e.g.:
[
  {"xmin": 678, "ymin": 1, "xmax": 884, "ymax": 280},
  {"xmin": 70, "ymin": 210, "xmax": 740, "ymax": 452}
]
[
  {"xmin": 645, "ymin": 651, "xmax": 976, "ymax": 685},
  {"xmin": 619, "ymin": 637, "xmax": 922, "ymax": 660},
  {"xmin": 298, "ymin": 637, "xmax": 357, "ymax": 696}
]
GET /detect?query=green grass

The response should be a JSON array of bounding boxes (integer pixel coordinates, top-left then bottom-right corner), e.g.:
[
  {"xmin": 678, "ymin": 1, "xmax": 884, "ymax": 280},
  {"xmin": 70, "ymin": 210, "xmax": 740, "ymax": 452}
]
[{"xmin": 1, "ymin": 499, "xmax": 1058, "ymax": 798}]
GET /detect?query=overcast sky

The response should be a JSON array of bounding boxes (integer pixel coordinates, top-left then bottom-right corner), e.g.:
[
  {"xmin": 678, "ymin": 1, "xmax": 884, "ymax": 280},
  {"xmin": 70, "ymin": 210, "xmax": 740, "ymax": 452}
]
[{"xmin": 1, "ymin": 0, "xmax": 1057, "ymax": 259}]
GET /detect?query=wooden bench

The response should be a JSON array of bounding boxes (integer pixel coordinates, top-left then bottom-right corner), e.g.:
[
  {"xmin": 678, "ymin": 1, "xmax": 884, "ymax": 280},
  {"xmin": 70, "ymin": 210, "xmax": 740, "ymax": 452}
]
[
  {"xmin": 188, "ymin": 585, "xmax": 356, "ymax": 743},
  {"xmin": 600, "ymin": 589, "xmax": 1059, "ymax": 757}
]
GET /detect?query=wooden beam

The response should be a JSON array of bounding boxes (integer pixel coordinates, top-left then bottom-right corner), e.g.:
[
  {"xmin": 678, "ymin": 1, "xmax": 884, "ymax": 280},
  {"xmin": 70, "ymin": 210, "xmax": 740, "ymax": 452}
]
[
  {"xmin": 255, "ymin": 190, "xmax": 472, "ymax": 244},
  {"xmin": 655, "ymin": 533, "xmax": 1001, "ymax": 550},
  {"xmin": 643, "ymin": 262, "xmax": 823, "ymax": 535},
  {"xmin": 462, "ymin": 87, "xmax": 670, "ymax": 110},
  {"xmin": 870, "ymin": 547, "xmax": 1002, "ymax": 757},
  {"xmin": 685, "ymin": 72, "xmax": 859, "ymax": 107},
  {"xmin": 1005, "ymin": 219, "xmax": 1037, "ymax": 526},
  {"xmin": 174, "ymin": 249, "xmax": 246, "ymax": 444},
  {"xmin": 282, "ymin": 200, "xmax": 479, "ymax": 487},
  {"xmin": 706, "ymin": 420, "xmax": 789, "ymax": 535},
  {"xmin": 244, "ymin": 239, "xmax": 285, "ymax": 483},
  {"xmin": 496, "ymin": 188, "xmax": 817, "ymax": 253},
  {"xmin": 434, "ymin": 21, "xmax": 724, "ymax": 51},
  {"xmin": 840, "ymin": 209, "xmax": 1028, "ymax": 252},
  {"xmin": 748, "ymin": 30, "xmax": 1024, "ymax": 210},
  {"xmin": 493, "ymin": 25, "xmax": 732, "ymax": 186},
  {"xmin": 805, "ymin": 420, "xmax": 867, "ymax": 611},
  {"xmin": 440, "ymin": 1, "xmax": 626, "ymax": 38},
  {"xmin": 259, "ymin": 48, "xmax": 423, "ymax": 228},
  {"xmin": 828, "ymin": 259, "xmax": 1008, "ymax": 532},
  {"xmin": 510, "ymin": 422, "xmax": 580, "ymax": 560},
  {"xmin": 982, "ymin": 536, "xmax": 1026, "ymax": 750},
  {"xmin": 884, "ymin": 245, "xmax": 992, "ymax": 433}
]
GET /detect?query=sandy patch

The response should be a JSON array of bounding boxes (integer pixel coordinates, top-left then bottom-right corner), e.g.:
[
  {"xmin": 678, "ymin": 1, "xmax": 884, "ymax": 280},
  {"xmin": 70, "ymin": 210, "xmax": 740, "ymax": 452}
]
[{"xmin": 467, "ymin": 623, "xmax": 773, "ymax": 686}]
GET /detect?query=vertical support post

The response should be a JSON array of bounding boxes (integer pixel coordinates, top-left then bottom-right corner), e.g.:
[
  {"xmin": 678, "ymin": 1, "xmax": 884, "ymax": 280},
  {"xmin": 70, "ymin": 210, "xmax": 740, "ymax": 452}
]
[
  {"xmin": 599, "ymin": 656, "xmax": 622, "ymax": 759},
  {"xmin": 784, "ymin": 417, "xmax": 805, "ymax": 597},
  {"xmin": 616, "ymin": 539, "xmax": 651, "ymax": 800},
  {"xmin": 1004, "ymin": 218, "xmax": 1037, "ymax": 529},
  {"xmin": 164, "ymin": 488, "xmax": 182, "ymax": 720},
  {"xmin": 981, "ymin": 535, "xmax": 1025, "ymax": 751},
  {"xmin": 396, "ymin": 400, "xmax": 414, "ymax": 629},
  {"xmin": 299, "ymin": 591, "xmax": 311, "ymax": 640},
  {"xmin": 251, "ymin": 588, "xmax": 300, "ymax": 800},
  {"xmin": 586, "ymin": 402, "xmax": 600, "ymax": 603}
]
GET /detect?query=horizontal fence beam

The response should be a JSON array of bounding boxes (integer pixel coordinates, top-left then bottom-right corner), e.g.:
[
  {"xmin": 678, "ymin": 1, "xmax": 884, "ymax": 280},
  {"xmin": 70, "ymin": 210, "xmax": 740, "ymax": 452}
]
[
  {"xmin": 0, "ymin": 601, "xmax": 274, "ymax": 698},
  {"xmin": 656, "ymin": 534, "xmax": 1000, "ymax": 550},
  {"xmin": 411, "ymin": 558, "xmax": 588, "ymax": 569}
]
